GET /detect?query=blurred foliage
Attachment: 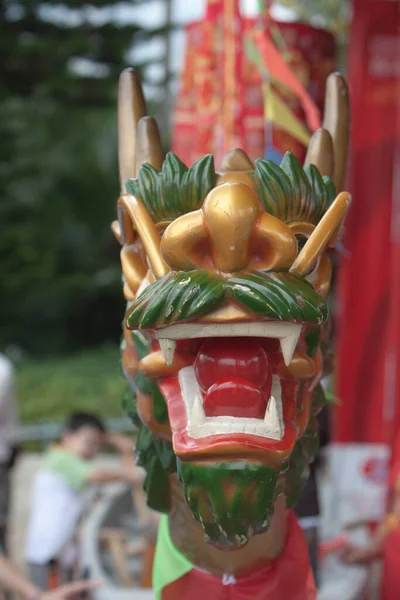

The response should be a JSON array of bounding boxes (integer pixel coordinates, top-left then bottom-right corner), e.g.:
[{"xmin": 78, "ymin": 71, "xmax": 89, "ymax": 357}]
[
  {"xmin": 17, "ymin": 346, "xmax": 127, "ymax": 422},
  {"xmin": 0, "ymin": 0, "xmax": 163, "ymax": 355}
]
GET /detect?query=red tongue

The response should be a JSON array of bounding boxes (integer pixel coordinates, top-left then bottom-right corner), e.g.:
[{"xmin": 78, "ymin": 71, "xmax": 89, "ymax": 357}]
[
  {"xmin": 194, "ymin": 338, "xmax": 273, "ymax": 419},
  {"xmin": 204, "ymin": 378, "xmax": 267, "ymax": 418}
]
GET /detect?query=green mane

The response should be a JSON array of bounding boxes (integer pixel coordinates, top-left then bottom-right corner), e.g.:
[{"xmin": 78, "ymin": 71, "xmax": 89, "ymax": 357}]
[{"xmin": 125, "ymin": 151, "xmax": 335, "ymax": 225}]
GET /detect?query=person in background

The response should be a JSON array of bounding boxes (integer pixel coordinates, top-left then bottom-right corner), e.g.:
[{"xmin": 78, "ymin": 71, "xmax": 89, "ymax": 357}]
[
  {"xmin": 0, "ymin": 354, "xmax": 20, "ymax": 552},
  {"xmin": 339, "ymin": 431, "xmax": 400, "ymax": 600},
  {"xmin": 25, "ymin": 412, "xmax": 138, "ymax": 589},
  {"xmin": 294, "ymin": 403, "xmax": 330, "ymax": 587},
  {"xmin": 0, "ymin": 551, "xmax": 100, "ymax": 600}
]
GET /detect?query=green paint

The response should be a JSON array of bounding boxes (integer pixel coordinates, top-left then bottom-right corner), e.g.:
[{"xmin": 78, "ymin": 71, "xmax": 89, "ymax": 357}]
[
  {"xmin": 125, "ymin": 153, "xmax": 216, "ymax": 223},
  {"xmin": 127, "ymin": 270, "xmax": 328, "ymax": 329},
  {"xmin": 285, "ymin": 410, "xmax": 321, "ymax": 508},
  {"xmin": 178, "ymin": 460, "xmax": 282, "ymax": 548},
  {"xmin": 124, "ymin": 386, "xmax": 176, "ymax": 513},
  {"xmin": 125, "ymin": 151, "xmax": 335, "ymax": 227},
  {"xmin": 255, "ymin": 152, "xmax": 336, "ymax": 225},
  {"xmin": 304, "ymin": 326, "xmax": 321, "ymax": 357},
  {"xmin": 120, "ymin": 149, "xmax": 339, "ymax": 542}
]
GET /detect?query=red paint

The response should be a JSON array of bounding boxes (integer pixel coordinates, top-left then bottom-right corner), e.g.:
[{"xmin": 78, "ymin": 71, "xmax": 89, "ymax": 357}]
[
  {"xmin": 203, "ymin": 378, "xmax": 268, "ymax": 418},
  {"xmin": 195, "ymin": 338, "xmax": 271, "ymax": 392},
  {"xmin": 159, "ymin": 373, "xmax": 297, "ymax": 460}
]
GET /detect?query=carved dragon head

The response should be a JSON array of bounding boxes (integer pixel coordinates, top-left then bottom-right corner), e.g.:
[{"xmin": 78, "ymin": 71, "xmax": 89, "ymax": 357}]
[{"xmin": 114, "ymin": 69, "xmax": 350, "ymax": 549}]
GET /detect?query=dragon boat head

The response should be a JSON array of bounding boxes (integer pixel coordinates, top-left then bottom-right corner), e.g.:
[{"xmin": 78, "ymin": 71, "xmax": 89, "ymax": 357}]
[{"xmin": 114, "ymin": 69, "xmax": 350, "ymax": 549}]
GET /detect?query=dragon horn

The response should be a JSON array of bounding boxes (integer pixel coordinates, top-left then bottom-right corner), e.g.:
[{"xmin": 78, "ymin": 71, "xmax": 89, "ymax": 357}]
[
  {"xmin": 322, "ymin": 73, "xmax": 351, "ymax": 192},
  {"xmin": 135, "ymin": 116, "xmax": 165, "ymax": 176},
  {"xmin": 118, "ymin": 69, "xmax": 147, "ymax": 193},
  {"xmin": 304, "ymin": 128, "xmax": 334, "ymax": 178},
  {"xmin": 304, "ymin": 73, "xmax": 350, "ymax": 193}
]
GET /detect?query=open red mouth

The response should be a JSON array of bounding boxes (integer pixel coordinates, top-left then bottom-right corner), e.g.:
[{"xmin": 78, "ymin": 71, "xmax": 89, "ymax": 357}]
[{"xmin": 156, "ymin": 321, "xmax": 302, "ymax": 463}]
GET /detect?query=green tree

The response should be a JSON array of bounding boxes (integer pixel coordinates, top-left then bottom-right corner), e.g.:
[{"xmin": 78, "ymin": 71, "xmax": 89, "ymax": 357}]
[{"xmin": 0, "ymin": 0, "xmax": 164, "ymax": 354}]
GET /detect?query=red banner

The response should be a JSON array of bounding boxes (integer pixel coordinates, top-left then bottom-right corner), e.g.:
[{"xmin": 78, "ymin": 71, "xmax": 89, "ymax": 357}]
[
  {"xmin": 332, "ymin": 0, "xmax": 400, "ymax": 526},
  {"xmin": 171, "ymin": 1, "xmax": 335, "ymax": 166},
  {"xmin": 335, "ymin": 0, "xmax": 400, "ymax": 446}
]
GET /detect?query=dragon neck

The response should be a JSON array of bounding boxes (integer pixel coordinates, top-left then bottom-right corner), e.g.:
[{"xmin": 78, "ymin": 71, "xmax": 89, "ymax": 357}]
[{"xmin": 168, "ymin": 474, "xmax": 288, "ymax": 577}]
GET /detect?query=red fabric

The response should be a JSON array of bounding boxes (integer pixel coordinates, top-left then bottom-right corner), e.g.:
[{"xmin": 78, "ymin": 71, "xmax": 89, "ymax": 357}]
[
  {"xmin": 171, "ymin": 11, "xmax": 335, "ymax": 166},
  {"xmin": 334, "ymin": 0, "xmax": 400, "ymax": 446},
  {"xmin": 382, "ymin": 434, "xmax": 400, "ymax": 600},
  {"xmin": 161, "ymin": 511, "xmax": 316, "ymax": 600}
]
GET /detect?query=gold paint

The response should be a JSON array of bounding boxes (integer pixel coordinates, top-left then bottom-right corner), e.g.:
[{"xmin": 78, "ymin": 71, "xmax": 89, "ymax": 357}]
[
  {"xmin": 322, "ymin": 73, "xmax": 350, "ymax": 192},
  {"xmin": 303, "ymin": 128, "xmax": 334, "ymax": 178},
  {"xmin": 306, "ymin": 255, "xmax": 332, "ymax": 298},
  {"xmin": 119, "ymin": 205, "xmax": 137, "ymax": 244},
  {"xmin": 288, "ymin": 221, "xmax": 315, "ymax": 238},
  {"xmin": 198, "ymin": 301, "xmax": 254, "ymax": 323},
  {"xmin": 295, "ymin": 384, "xmax": 312, "ymax": 439},
  {"xmin": 156, "ymin": 221, "xmax": 172, "ymax": 234},
  {"xmin": 138, "ymin": 351, "xmax": 193, "ymax": 378},
  {"xmin": 118, "ymin": 194, "xmax": 170, "ymax": 279},
  {"xmin": 161, "ymin": 182, "xmax": 298, "ymax": 274},
  {"xmin": 218, "ymin": 149, "xmax": 254, "ymax": 172},
  {"xmin": 111, "ymin": 220, "xmax": 122, "ymax": 244},
  {"xmin": 161, "ymin": 211, "xmax": 206, "ymax": 271},
  {"xmin": 118, "ymin": 69, "xmax": 147, "ymax": 192},
  {"xmin": 120, "ymin": 244, "xmax": 148, "ymax": 294},
  {"xmin": 310, "ymin": 348, "xmax": 323, "ymax": 393},
  {"xmin": 290, "ymin": 191, "xmax": 351, "ymax": 277},
  {"xmin": 202, "ymin": 183, "xmax": 261, "ymax": 272},
  {"xmin": 123, "ymin": 282, "xmax": 135, "ymax": 301},
  {"xmin": 216, "ymin": 171, "xmax": 257, "ymax": 193},
  {"xmin": 135, "ymin": 116, "xmax": 165, "ymax": 175},
  {"xmin": 122, "ymin": 327, "xmax": 138, "ymax": 382},
  {"xmin": 136, "ymin": 391, "xmax": 172, "ymax": 442},
  {"xmin": 277, "ymin": 352, "xmax": 316, "ymax": 381},
  {"xmin": 255, "ymin": 213, "xmax": 298, "ymax": 271}
]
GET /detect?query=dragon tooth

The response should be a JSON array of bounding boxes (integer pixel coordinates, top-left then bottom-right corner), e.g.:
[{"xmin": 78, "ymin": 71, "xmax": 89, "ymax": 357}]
[
  {"xmin": 191, "ymin": 396, "xmax": 205, "ymax": 425},
  {"xmin": 279, "ymin": 328, "xmax": 302, "ymax": 366},
  {"xmin": 264, "ymin": 396, "xmax": 284, "ymax": 439},
  {"xmin": 159, "ymin": 338, "xmax": 176, "ymax": 367}
]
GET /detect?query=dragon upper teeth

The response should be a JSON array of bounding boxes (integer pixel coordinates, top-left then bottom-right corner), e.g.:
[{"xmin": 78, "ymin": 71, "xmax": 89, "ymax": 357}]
[
  {"xmin": 159, "ymin": 338, "xmax": 176, "ymax": 367},
  {"xmin": 156, "ymin": 321, "xmax": 302, "ymax": 366},
  {"xmin": 279, "ymin": 332, "xmax": 300, "ymax": 366}
]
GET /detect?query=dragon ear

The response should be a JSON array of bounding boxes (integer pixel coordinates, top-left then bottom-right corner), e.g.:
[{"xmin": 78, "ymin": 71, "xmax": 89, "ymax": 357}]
[
  {"xmin": 304, "ymin": 73, "xmax": 350, "ymax": 193},
  {"xmin": 135, "ymin": 116, "xmax": 165, "ymax": 175},
  {"xmin": 322, "ymin": 73, "xmax": 350, "ymax": 193},
  {"xmin": 118, "ymin": 69, "xmax": 147, "ymax": 192}
]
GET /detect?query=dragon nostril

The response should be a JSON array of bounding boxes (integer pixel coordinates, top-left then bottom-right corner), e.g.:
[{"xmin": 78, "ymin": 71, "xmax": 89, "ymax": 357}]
[{"xmin": 202, "ymin": 182, "xmax": 261, "ymax": 273}]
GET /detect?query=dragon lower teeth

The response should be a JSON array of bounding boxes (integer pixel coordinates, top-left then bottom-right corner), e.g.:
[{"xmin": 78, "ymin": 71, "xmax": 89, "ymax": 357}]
[
  {"xmin": 264, "ymin": 395, "xmax": 284, "ymax": 439},
  {"xmin": 191, "ymin": 396, "xmax": 206, "ymax": 424}
]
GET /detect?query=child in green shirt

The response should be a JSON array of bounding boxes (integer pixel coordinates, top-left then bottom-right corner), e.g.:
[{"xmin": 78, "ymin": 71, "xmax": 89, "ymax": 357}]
[{"xmin": 25, "ymin": 412, "xmax": 139, "ymax": 589}]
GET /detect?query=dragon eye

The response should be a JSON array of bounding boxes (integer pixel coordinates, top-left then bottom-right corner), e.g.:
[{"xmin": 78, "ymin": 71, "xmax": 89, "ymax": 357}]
[
  {"xmin": 296, "ymin": 235, "xmax": 307, "ymax": 253},
  {"xmin": 296, "ymin": 235, "xmax": 319, "ymax": 278}
]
